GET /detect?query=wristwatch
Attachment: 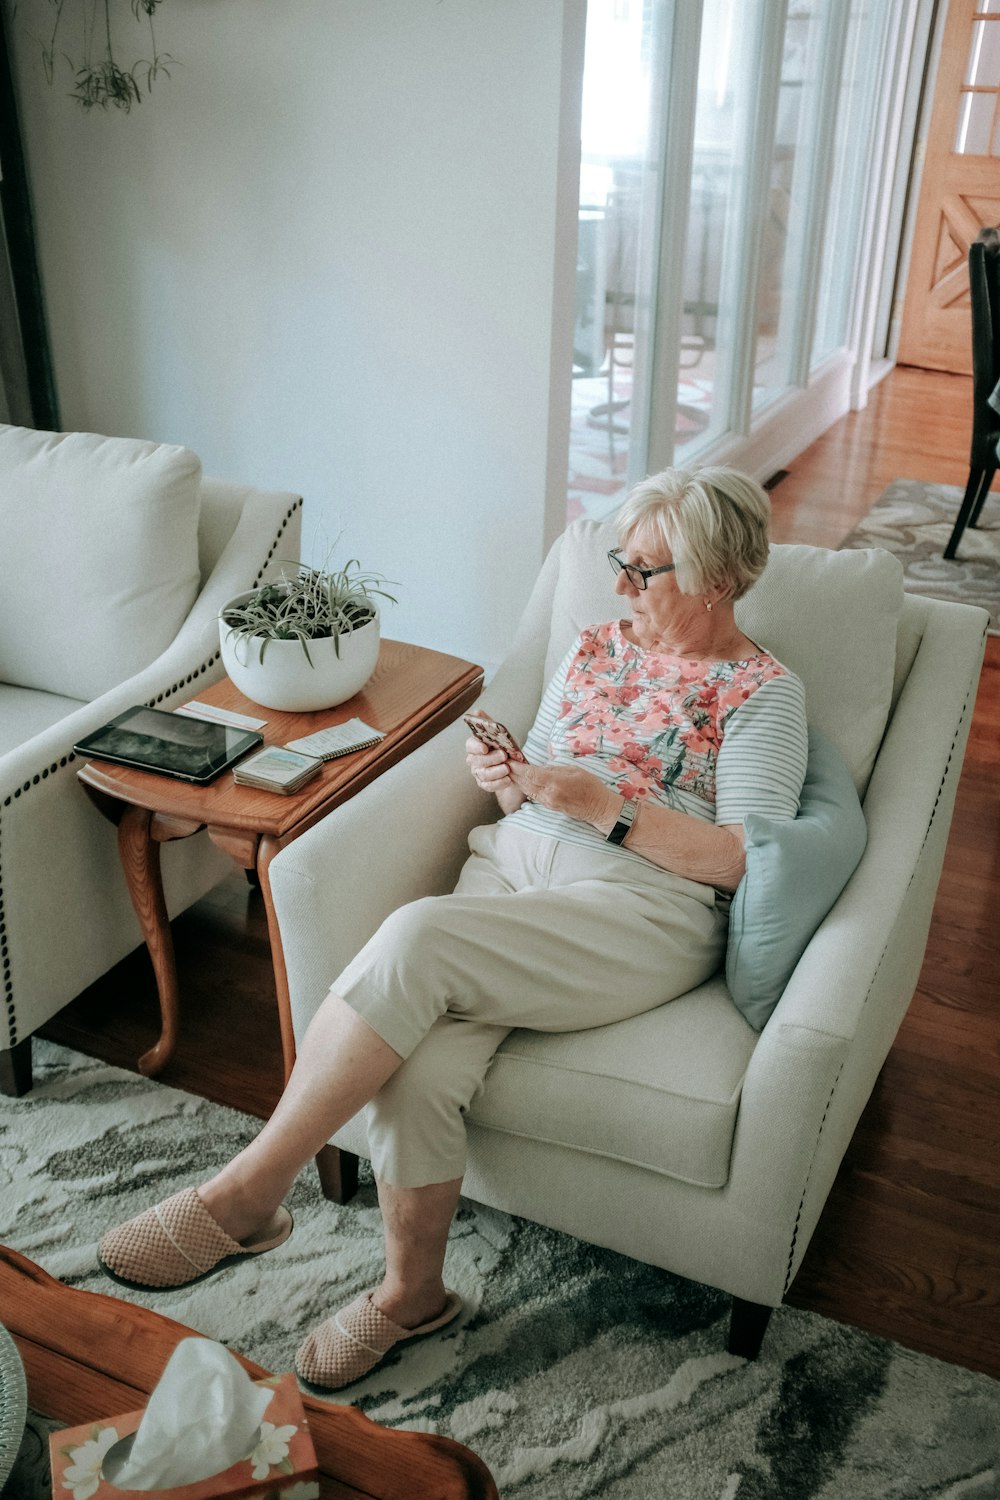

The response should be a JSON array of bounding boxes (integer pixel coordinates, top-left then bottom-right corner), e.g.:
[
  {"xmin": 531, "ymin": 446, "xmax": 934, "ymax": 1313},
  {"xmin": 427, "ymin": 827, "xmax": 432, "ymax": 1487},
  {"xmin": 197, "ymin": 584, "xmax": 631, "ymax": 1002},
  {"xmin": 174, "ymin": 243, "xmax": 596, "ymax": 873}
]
[{"xmin": 606, "ymin": 796, "xmax": 639, "ymax": 846}]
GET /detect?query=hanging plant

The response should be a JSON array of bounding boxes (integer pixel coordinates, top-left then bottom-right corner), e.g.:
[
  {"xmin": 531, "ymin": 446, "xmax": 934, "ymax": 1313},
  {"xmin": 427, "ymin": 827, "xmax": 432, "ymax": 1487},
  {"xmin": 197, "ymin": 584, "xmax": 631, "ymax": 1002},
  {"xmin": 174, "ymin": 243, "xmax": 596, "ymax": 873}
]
[{"xmin": 22, "ymin": 0, "xmax": 176, "ymax": 111}]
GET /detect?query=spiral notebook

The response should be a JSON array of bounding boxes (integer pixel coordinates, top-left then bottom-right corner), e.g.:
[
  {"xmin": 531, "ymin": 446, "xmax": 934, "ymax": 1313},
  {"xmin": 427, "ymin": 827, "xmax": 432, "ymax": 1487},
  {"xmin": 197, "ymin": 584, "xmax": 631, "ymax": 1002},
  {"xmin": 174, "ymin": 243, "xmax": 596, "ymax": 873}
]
[{"xmin": 284, "ymin": 717, "xmax": 385, "ymax": 761}]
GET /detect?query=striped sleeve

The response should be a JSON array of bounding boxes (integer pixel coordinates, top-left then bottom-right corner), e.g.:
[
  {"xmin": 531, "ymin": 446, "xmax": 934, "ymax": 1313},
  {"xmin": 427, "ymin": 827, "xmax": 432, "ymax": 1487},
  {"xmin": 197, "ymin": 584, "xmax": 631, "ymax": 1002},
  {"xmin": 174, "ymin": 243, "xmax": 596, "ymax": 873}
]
[
  {"xmin": 522, "ymin": 638, "xmax": 581, "ymax": 764},
  {"xmin": 713, "ymin": 672, "xmax": 808, "ymax": 826}
]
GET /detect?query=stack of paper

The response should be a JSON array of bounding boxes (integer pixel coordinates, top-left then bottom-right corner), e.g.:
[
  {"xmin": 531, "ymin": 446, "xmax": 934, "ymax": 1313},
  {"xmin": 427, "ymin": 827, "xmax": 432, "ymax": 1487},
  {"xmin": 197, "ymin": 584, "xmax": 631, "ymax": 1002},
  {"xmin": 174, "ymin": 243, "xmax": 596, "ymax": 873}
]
[{"xmin": 232, "ymin": 746, "xmax": 322, "ymax": 794}]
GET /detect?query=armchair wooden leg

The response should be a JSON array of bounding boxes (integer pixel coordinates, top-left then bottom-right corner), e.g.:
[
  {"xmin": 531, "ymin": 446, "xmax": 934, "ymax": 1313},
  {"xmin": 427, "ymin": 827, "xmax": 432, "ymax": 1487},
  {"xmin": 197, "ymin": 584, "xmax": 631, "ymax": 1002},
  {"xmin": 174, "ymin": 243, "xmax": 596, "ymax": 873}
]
[
  {"xmin": 315, "ymin": 1144, "xmax": 360, "ymax": 1205},
  {"xmin": 0, "ymin": 1037, "xmax": 32, "ymax": 1097},
  {"xmin": 728, "ymin": 1297, "xmax": 773, "ymax": 1360}
]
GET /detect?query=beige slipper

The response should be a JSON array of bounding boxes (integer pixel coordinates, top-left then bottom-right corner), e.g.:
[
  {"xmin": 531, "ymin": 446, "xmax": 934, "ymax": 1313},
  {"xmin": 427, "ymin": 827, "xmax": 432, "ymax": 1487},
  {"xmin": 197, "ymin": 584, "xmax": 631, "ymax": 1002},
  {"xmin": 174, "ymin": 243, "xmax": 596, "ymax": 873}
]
[
  {"xmin": 296, "ymin": 1288, "xmax": 463, "ymax": 1389},
  {"xmin": 97, "ymin": 1186, "xmax": 293, "ymax": 1291}
]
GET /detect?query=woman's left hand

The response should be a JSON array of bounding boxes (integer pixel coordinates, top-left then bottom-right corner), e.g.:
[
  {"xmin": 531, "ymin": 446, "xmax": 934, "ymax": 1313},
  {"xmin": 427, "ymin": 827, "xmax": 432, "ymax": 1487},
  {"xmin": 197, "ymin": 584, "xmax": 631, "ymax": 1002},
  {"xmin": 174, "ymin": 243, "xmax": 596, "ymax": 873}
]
[{"xmin": 508, "ymin": 761, "xmax": 616, "ymax": 827}]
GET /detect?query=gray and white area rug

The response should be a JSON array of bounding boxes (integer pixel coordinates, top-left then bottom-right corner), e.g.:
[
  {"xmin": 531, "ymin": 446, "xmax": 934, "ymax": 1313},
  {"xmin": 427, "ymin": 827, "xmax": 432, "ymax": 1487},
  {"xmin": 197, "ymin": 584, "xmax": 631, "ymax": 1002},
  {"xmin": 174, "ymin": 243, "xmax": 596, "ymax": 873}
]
[
  {"xmin": 841, "ymin": 477, "xmax": 1000, "ymax": 633},
  {"xmin": 2, "ymin": 1042, "xmax": 998, "ymax": 1499}
]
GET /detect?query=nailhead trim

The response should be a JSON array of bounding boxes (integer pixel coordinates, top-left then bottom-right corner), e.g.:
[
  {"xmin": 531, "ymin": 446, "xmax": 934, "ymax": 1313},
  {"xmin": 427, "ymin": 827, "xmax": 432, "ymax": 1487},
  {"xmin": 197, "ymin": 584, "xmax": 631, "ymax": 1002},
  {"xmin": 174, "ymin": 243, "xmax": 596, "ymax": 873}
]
[
  {"xmin": 252, "ymin": 500, "xmax": 303, "ymax": 590},
  {"xmin": 781, "ymin": 651, "xmax": 985, "ymax": 1298},
  {"xmin": 0, "ymin": 498, "xmax": 303, "ymax": 1053},
  {"xmin": 1, "ymin": 796, "xmax": 14, "ymax": 1049}
]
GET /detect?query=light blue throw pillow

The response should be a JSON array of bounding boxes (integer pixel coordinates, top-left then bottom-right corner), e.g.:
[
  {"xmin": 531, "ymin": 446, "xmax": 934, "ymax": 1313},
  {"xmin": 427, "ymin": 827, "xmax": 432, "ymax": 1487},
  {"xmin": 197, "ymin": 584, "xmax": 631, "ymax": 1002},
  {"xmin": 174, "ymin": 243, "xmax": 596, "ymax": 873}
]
[{"xmin": 725, "ymin": 726, "xmax": 868, "ymax": 1031}]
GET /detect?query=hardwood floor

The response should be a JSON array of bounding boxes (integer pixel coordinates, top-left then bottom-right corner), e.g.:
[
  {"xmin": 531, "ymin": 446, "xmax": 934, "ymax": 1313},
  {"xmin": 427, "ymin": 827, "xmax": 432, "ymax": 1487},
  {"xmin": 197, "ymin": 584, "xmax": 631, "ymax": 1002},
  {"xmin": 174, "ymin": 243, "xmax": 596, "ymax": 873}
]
[{"xmin": 43, "ymin": 365, "xmax": 1000, "ymax": 1379}]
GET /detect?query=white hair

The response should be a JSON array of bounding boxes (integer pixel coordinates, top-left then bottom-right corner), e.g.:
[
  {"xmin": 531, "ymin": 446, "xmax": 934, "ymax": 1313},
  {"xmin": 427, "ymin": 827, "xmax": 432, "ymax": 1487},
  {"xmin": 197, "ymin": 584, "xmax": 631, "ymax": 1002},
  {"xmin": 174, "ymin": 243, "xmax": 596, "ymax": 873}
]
[{"xmin": 615, "ymin": 465, "xmax": 771, "ymax": 600}]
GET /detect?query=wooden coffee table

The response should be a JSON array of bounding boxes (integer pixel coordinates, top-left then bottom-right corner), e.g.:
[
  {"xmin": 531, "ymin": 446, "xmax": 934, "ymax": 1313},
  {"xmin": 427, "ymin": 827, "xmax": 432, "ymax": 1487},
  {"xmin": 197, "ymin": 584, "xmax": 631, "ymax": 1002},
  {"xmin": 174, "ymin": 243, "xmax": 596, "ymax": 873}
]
[
  {"xmin": 0, "ymin": 1245, "xmax": 497, "ymax": 1499},
  {"xmin": 78, "ymin": 641, "xmax": 483, "ymax": 1083}
]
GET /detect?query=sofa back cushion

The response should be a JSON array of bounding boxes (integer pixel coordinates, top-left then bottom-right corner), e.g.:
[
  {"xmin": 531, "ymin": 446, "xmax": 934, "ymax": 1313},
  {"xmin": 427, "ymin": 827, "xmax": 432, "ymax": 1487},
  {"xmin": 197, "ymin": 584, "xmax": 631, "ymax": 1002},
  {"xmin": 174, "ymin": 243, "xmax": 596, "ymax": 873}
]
[
  {"xmin": 0, "ymin": 425, "xmax": 202, "ymax": 700},
  {"xmin": 543, "ymin": 520, "xmax": 903, "ymax": 794}
]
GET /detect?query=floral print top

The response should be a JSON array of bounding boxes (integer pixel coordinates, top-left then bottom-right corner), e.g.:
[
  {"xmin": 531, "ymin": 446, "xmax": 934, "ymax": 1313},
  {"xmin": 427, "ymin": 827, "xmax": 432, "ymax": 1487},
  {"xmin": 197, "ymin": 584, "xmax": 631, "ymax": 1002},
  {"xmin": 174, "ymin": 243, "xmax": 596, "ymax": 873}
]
[{"xmin": 509, "ymin": 620, "xmax": 807, "ymax": 861}]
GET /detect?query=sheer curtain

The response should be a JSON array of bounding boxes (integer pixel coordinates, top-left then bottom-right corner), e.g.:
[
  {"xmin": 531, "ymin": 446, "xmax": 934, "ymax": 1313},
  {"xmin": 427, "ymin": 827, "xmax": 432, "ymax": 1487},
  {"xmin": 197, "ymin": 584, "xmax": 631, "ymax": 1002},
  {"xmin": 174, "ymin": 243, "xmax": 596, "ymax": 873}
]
[
  {"xmin": 0, "ymin": 5, "xmax": 57, "ymax": 429},
  {"xmin": 0, "ymin": 202, "xmax": 32, "ymax": 425}
]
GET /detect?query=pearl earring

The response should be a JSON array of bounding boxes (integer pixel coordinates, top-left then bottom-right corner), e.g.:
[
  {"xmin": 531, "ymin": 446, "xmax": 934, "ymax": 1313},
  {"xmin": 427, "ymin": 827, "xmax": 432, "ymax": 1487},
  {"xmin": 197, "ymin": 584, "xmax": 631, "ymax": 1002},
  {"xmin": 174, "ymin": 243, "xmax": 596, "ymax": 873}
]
[{"xmin": 705, "ymin": 599, "xmax": 713, "ymax": 612}]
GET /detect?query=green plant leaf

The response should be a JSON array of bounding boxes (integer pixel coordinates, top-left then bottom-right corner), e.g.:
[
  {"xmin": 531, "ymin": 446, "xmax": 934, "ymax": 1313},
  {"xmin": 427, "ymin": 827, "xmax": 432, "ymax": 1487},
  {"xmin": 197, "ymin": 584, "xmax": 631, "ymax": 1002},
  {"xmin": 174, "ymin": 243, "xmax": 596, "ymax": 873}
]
[{"xmin": 220, "ymin": 552, "xmax": 391, "ymax": 666}]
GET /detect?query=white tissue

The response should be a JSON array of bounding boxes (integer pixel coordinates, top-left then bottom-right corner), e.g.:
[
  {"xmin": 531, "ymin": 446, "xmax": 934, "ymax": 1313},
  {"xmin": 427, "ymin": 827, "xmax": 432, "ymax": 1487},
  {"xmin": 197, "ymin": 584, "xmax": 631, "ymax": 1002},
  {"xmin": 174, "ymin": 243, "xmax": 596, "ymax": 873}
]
[{"xmin": 107, "ymin": 1336, "xmax": 274, "ymax": 1490}]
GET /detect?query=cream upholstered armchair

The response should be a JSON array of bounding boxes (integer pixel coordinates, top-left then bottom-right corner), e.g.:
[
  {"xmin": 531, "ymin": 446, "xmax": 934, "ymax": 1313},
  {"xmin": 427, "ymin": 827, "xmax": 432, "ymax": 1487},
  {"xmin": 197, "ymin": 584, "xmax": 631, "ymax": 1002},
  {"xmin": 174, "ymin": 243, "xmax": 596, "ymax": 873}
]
[
  {"xmin": 0, "ymin": 425, "xmax": 302, "ymax": 1096},
  {"xmin": 266, "ymin": 521, "xmax": 987, "ymax": 1358}
]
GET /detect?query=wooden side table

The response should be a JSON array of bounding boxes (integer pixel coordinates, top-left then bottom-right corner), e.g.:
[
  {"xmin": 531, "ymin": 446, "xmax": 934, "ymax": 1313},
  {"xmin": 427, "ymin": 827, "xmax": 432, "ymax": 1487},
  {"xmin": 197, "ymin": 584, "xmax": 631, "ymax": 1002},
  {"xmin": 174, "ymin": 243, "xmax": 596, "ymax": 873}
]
[
  {"xmin": 0, "ymin": 1245, "xmax": 498, "ymax": 1500},
  {"xmin": 78, "ymin": 641, "xmax": 483, "ymax": 1083}
]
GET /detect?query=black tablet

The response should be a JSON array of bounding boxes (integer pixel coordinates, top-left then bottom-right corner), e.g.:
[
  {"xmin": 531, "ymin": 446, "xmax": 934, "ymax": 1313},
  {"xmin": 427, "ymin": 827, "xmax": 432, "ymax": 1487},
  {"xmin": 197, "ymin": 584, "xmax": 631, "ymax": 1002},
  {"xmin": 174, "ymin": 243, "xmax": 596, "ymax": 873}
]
[{"xmin": 74, "ymin": 705, "xmax": 263, "ymax": 785}]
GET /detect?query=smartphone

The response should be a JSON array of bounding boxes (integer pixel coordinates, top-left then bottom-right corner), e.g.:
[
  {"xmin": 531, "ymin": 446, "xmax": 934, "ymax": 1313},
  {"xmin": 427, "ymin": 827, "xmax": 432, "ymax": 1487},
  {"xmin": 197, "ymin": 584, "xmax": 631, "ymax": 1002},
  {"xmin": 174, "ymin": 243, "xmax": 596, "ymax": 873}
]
[{"xmin": 464, "ymin": 712, "xmax": 526, "ymax": 762}]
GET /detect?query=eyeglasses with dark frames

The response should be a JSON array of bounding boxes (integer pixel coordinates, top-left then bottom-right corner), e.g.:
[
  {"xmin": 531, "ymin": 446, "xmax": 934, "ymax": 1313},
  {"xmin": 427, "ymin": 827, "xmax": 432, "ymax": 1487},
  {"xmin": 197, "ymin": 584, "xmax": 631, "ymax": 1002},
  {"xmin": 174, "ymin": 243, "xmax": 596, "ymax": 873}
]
[{"xmin": 607, "ymin": 549, "xmax": 676, "ymax": 591}]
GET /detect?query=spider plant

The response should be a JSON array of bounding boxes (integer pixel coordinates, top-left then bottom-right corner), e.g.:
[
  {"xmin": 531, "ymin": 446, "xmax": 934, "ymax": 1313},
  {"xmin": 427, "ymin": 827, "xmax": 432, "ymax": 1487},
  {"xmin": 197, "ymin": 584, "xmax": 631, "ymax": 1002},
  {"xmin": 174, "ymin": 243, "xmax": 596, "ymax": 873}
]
[
  {"xmin": 25, "ymin": 0, "xmax": 176, "ymax": 111},
  {"xmin": 221, "ymin": 559, "xmax": 397, "ymax": 667}
]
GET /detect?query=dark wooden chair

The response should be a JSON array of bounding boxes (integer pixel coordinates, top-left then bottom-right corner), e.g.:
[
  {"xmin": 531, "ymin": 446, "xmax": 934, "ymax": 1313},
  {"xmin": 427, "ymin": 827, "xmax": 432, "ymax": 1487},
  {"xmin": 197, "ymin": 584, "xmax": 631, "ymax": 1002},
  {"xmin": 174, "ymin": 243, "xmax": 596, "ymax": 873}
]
[{"xmin": 944, "ymin": 227, "xmax": 1000, "ymax": 560}]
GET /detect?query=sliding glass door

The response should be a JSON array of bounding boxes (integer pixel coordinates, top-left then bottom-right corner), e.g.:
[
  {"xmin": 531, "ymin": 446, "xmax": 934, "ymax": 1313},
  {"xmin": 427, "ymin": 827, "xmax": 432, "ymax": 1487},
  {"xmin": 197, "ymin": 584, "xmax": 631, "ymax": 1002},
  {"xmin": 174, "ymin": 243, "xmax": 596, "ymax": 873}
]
[
  {"xmin": 568, "ymin": 0, "xmax": 903, "ymax": 523},
  {"xmin": 569, "ymin": 0, "xmax": 667, "ymax": 522}
]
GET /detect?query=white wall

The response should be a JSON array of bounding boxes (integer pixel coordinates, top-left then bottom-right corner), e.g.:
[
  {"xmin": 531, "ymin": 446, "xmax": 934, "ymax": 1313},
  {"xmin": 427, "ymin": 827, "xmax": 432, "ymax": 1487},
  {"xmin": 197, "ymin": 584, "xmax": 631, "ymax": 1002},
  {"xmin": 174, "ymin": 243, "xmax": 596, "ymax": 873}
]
[{"xmin": 6, "ymin": 0, "xmax": 584, "ymax": 668}]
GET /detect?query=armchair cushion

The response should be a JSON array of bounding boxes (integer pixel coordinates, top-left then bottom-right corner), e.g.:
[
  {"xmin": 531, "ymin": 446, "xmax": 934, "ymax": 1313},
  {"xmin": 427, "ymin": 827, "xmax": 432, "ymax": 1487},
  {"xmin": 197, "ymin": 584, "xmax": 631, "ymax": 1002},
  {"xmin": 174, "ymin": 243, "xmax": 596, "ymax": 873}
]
[
  {"xmin": 466, "ymin": 980, "xmax": 757, "ymax": 1188},
  {"xmin": 725, "ymin": 726, "xmax": 868, "ymax": 1031},
  {"xmin": 0, "ymin": 425, "xmax": 202, "ymax": 700}
]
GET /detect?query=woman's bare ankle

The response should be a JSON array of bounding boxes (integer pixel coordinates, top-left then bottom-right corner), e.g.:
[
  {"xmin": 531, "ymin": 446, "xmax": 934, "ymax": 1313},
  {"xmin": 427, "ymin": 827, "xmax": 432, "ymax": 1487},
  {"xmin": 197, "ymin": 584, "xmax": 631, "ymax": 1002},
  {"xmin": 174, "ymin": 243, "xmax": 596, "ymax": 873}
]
[
  {"xmin": 196, "ymin": 1174, "xmax": 282, "ymax": 1245},
  {"xmin": 371, "ymin": 1277, "xmax": 449, "ymax": 1331}
]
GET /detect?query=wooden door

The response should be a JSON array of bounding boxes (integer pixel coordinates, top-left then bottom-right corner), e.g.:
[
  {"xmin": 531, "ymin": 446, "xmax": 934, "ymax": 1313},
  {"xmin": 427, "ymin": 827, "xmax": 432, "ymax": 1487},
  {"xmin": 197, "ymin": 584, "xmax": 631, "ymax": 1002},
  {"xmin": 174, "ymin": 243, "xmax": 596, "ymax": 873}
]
[{"xmin": 898, "ymin": 0, "xmax": 1000, "ymax": 373}]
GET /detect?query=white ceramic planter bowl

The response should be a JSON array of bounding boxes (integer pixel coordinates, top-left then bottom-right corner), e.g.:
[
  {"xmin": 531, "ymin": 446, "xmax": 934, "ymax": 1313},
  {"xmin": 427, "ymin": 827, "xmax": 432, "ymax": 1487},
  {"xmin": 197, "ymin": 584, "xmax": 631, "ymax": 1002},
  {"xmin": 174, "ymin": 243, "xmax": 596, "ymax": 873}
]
[{"xmin": 219, "ymin": 596, "xmax": 380, "ymax": 712}]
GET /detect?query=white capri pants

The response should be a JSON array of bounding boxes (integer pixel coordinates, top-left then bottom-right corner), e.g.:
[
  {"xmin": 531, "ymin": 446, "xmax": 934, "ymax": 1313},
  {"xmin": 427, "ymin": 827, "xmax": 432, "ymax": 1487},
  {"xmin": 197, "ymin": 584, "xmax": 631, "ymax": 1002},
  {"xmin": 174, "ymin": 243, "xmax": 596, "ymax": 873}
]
[{"xmin": 333, "ymin": 821, "xmax": 728, "ymax": 1188}]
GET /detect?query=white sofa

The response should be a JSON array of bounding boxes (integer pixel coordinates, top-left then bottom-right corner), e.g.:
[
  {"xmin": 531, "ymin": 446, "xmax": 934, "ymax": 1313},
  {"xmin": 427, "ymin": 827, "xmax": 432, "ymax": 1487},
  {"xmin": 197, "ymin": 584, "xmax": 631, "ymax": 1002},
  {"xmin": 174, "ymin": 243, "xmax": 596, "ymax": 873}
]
[
  {"xmin": 266, "ymin": 520, "xmax": 987, "ymax": 1357},
  {"xmin": 0, "ymin": 425, "xmax": 302, "ymax": 1095}
]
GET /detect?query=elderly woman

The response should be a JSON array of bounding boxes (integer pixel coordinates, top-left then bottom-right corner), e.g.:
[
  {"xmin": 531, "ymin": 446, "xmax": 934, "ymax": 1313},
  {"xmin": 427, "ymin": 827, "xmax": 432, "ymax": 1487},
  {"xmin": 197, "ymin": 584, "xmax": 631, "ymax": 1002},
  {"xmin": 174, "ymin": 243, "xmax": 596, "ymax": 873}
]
[{"xmin": 99, "ymin": 465, "xmax": 807, "ymax": 1389}]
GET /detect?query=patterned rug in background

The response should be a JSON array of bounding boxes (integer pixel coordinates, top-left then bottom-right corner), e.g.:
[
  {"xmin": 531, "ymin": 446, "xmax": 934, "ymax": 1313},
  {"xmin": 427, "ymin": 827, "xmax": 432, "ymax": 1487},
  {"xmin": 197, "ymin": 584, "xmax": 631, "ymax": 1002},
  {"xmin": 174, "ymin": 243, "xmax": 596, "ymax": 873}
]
[
  {"xmin": 2, "ymin": 1042, "xmax": 999, "ymax": 1499},
  {"xmin": 841, "ymin": 477, "xmax": 1000, "ymax": 634}
]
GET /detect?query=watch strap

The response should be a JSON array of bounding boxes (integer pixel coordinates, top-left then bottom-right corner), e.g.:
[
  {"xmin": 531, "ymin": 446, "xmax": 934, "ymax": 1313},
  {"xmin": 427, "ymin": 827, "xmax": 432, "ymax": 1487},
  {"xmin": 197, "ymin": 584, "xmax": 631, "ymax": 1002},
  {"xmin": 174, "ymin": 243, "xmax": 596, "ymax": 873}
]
[{"xmin": 606, "ymin": 796, "xmax": 638, "ymax": 846}]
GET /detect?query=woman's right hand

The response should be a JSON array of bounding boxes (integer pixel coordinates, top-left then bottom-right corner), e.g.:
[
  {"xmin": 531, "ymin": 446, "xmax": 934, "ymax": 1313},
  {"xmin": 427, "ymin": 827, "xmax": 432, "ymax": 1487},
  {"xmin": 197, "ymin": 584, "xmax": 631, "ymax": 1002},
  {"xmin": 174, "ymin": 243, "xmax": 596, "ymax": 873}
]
[{"xmin": 465, "ymin": 736, "xmax": 526, "ymax": 813}]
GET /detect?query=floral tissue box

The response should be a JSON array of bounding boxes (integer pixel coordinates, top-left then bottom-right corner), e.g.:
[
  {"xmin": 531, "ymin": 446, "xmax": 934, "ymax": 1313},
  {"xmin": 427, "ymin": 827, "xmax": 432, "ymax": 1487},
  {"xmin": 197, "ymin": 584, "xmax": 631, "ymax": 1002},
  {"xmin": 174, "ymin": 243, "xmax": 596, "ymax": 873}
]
[{"xmin": 49, "ymin": 1371, "xmax": 320, "ymax": 1500}]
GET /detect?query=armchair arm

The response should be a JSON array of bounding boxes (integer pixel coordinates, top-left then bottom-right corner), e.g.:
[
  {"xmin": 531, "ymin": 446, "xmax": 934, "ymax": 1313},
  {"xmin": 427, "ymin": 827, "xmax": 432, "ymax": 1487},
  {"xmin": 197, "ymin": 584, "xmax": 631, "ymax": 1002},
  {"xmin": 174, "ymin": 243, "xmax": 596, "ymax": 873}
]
[
  {"xmin": 473, "ymin": 531, "xmax": 564, "ymax": 742},
  {"xmin": 0, "ymin": 601, "xmax": 261, "ymax": 1036},
  {"xmin": 722, "ymin": 599, "xmax": 988, "ymax": 1298},
  {"xmin": 758, "ymin": 595, "xmax": 987, "ymax": 1043},
  {"xmin": 0, "ymin": 636, "xmax": 238, "ymax": 1047},
  {"xmin": 268, "ymin": 532, "xmax": 567, "ymax": 1040},
  {"xmin": 268, "ymin": 719, "xmax": 494, "ymax": 1040},
  {"xmin": 0, "ymin": 487, "xmax": 304, "ymax": 1048}
]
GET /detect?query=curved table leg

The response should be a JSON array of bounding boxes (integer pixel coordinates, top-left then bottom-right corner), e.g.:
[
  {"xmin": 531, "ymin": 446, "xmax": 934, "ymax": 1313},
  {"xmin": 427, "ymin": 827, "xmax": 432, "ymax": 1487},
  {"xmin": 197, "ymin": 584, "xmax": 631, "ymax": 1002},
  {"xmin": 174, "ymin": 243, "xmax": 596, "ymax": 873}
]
[{"xmin": 117, "ymin": 804, "xmax": 180, "ymax": 1077}]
